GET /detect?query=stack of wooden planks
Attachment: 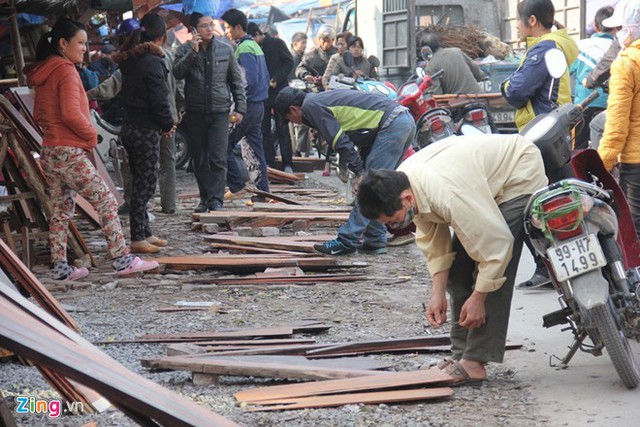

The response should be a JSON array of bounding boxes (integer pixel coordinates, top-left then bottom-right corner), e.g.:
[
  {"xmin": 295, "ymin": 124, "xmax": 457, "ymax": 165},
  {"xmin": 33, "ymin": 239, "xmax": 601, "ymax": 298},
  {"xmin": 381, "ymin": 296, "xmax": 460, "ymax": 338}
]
[{"xmin": 0, "ymin": 254, "xmax": 238, "ymax": 426}]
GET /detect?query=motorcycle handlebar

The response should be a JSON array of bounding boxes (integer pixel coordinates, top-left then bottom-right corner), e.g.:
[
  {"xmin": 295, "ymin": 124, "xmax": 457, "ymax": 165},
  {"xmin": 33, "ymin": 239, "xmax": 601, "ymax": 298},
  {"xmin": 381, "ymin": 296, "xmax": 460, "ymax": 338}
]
[
  {"xmin": 579, "ymin": 91, "xmax": 600, "ymax": 111},
  {"xmin": 430, "ymin": 69, "xmax": 445, "ymax": 80}
]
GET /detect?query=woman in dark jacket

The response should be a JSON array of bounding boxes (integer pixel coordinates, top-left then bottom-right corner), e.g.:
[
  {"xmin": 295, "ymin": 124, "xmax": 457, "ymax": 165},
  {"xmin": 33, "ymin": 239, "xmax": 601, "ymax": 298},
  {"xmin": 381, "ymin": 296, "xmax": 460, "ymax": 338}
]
[{"xmin": 114, "ymin": 13, "xmax": 175, "ymax": 254}]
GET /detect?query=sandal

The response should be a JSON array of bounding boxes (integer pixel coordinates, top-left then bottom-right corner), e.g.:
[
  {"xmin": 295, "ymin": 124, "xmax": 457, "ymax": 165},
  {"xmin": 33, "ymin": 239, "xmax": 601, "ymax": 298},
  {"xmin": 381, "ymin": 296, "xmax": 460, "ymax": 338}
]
[{"xmin": 432, "ymin": 357, "xmax": 485, "ymax": 387}]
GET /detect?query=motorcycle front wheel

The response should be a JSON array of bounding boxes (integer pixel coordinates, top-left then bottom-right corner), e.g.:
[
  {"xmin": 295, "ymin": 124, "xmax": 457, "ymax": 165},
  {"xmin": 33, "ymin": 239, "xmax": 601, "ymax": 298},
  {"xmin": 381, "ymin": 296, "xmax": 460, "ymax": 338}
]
[
  {"xmin": 589, "ymin": 303, "xmax": 640, "ymax": 389},
  {"xmin": 174, "ymin": 128, "xmax": 190, "ymax": 170}
]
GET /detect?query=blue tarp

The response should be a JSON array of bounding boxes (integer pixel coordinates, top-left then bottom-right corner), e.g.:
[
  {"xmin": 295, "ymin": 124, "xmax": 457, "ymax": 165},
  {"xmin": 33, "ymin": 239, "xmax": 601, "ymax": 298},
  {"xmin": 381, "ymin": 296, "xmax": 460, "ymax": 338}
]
[{"xmin": 180, "ymin": 0, "xmax": 254, "ymax": 18}]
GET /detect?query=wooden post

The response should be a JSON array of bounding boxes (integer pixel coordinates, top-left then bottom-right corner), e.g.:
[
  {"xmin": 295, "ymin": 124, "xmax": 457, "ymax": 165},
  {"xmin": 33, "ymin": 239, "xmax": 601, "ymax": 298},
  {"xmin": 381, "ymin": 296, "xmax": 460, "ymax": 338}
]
[{"xmin": 8, "ymin": 2, "xmax": 25, "ymax": 86}]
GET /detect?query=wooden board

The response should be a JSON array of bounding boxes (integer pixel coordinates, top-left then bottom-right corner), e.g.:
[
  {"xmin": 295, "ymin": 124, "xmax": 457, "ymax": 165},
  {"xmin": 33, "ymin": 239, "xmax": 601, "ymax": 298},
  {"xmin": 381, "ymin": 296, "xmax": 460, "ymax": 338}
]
[
  {"xmin": 204, "ymin": 235, "xmax": 317, "ymax": 253},
  {"xmin": 245, "ymin": 387, "xmax": 454, "ymax": 411},
  {"xmin": 155, "ymin": 255, "xmax": 341, "ymax": 273},
  {"xmin": 196, "ymin": 211, "xmax": 348, "ymax": 228},
  {"xmin": 305, "ymin": 335, "xmax": 452, "ymax": 357},
  {"xmin": 251, "ymin": 202, "xmax": 351, "ymax": 213},
  {"xmin": 0, "ymin": 292, "xmax": 239, "ymax": 426},
  {"xmin": 144, "ymin": 355, "xmax": 389, "ymax": 372},
  {"xmin": 143, "ymin": 355, "xmax": 388, "ymax": 380},
  {"xmin": 236, "ymin": 369, "xmax": 452, "ymax": 403},
  {"xmin": 207, "ymin": 242, "xmax": 310, "ymax": 256}
]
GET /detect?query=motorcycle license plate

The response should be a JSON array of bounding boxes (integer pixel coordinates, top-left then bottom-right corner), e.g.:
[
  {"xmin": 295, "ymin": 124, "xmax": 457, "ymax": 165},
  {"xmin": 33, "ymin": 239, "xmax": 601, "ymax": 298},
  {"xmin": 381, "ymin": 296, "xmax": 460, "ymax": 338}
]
[
  {"xmin": 546, "ymin": 234, "xmax": 607, "ymax": 282},
  {"xmin": 491, "ymin": 111, "xmax": 515, "ymax": 124}
]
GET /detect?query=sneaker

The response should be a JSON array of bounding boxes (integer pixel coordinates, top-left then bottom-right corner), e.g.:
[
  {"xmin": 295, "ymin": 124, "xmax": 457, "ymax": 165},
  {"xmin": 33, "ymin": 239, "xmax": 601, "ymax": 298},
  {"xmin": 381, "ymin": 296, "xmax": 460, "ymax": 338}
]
[
  {"xmin": 358, "ymin": 243, "xmax": 387, "ymax": 254},
  {"xmin": 194, "ymin": 202, "xmax": 208, "ymax": 213},
  {"xmin": 57, "ymin": 266, "xmax": 89, "ymax": 281},
  {"xmin": 131, "ymin": 240, "xmax": 160, "ymax": 254},
  {"xmin": 116, "ymin": 256, "xmax": 159, "ymax": 275},
  {"xmin": 518, "ymin": 267, "xmax": 552, "ymax": 289},
  {"xmin": 387, "ymin": 234, "xmax": 416, "ymax": 247},
  {"xmin": 314, "ymin": 239, "xmax": 356, "ymax": 256}
]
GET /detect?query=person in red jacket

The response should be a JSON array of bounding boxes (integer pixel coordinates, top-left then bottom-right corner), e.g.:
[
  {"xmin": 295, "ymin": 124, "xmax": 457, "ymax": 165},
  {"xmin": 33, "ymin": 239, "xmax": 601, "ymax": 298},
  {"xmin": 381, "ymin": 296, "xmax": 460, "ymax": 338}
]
[{"xmin": 27, "ymin": 18, "xmax": 158, "ymax": 280}]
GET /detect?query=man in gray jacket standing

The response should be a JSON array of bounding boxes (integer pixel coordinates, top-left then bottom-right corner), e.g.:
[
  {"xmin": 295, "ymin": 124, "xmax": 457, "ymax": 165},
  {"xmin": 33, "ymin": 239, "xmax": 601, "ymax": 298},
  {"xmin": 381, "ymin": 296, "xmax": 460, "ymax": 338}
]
[{"xmin": 173, "ymin": 12, "xmax": 246, "ymax": 212}]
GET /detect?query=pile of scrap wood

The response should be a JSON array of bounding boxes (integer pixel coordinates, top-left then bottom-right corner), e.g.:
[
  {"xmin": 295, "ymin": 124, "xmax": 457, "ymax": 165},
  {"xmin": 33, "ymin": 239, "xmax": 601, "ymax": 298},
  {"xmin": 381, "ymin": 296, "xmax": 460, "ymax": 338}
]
[
  {"xmin": 416, "ymin": 25, "xmax": 512, "ymax": 59},
  {"xmin": 0, "ymin": 239, "xmax": 237, "ymax": 425}
]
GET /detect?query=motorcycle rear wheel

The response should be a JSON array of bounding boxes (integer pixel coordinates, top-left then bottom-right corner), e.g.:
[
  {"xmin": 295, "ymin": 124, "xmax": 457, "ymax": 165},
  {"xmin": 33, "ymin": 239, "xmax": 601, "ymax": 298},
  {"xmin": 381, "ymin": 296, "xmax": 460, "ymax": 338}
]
[
  {"xmin": 175, "ymin": 128, "xmax": 189, "ymax": 170},
  {"xmin": 589, "ymin": 303, "xmax": 640, "ymax": 389}
]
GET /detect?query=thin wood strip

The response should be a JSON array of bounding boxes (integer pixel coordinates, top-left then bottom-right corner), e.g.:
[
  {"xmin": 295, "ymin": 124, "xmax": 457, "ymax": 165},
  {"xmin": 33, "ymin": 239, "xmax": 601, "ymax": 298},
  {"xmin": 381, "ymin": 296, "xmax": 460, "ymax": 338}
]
[
  {"xmin": 305, "ymin": 335, "xmax": 451, "ymax": 356},
  {"xmin": 208, "ymin": 242, "xmax": 311, "ymax": 256},
  {"xmin": 235, "ymin": 369, "xmax": 452, "ymax": 403},
  {"xmin": 191, "ymin": 339, "xmax": 317, "ymax": 346},
  {"xmin": 251, "ymin": 202, "xmax": 351, "ymax": 212},
  {"xmin": 204, "ymin": 235, "xmax": 317, "ymax": 253},
  {"xmin": 245, "ymin": 388, "xmax": 454, "ymax": 411}
]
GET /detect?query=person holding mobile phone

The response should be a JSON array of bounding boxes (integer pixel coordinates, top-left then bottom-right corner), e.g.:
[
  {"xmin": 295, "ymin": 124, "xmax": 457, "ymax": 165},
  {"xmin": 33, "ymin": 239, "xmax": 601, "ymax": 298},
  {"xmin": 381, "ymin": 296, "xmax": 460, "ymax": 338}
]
[{"xmin": 173, "ymin": 12, "xmax": 246, "ymax": 213}]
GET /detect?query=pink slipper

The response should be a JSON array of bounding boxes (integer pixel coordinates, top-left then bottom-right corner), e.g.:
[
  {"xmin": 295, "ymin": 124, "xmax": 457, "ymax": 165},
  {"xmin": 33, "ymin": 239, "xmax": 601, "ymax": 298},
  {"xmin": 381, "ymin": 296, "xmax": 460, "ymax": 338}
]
[
  {"xmin": 322, "ymin": 170, "xmax": 331, "ymax": 177},
  {"xmin": 65, "ymin": 266, "xmax": 89, "ymax": 281},
  {"xmin": 116, "ymin": 256, "xmax": 159, "ymax": 275}
]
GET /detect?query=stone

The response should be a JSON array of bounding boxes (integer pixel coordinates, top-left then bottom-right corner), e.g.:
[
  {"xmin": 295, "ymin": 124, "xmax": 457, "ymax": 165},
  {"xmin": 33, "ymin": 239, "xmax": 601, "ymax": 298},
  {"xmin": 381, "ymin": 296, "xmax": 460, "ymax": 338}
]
[
  {"xmin": 236, "ymin": 227, "xmax": 254, "ymax": 237},
  {"xmin": 202, "ymin": 223, "xmax": 220, "ymax": 234},
  {"xmin": 291, "ymin": 219, "xmax": 309, "ymax": 232},
  {"xmin": 252, "ymin": 227, "xmax": 280, "ymax": 237},
  {"xmin": 192, "ymin": 373, "xmax": 219, "ymax": 385}
]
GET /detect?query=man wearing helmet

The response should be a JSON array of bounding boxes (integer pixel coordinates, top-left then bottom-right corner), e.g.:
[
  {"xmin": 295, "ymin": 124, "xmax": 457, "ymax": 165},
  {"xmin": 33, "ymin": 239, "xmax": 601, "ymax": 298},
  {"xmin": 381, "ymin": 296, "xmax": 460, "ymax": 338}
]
[{"xmin": 295, "ymin": 25, "xmax": 337, "ymax": 90}]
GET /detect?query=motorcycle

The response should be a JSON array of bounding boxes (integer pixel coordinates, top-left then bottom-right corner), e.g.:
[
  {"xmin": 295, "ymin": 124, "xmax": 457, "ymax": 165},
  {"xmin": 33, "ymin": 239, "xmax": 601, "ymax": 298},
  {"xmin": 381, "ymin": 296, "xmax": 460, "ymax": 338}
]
[{"xmin": 521, "ymin": 49, "xmax": 640, "ymax": 388}]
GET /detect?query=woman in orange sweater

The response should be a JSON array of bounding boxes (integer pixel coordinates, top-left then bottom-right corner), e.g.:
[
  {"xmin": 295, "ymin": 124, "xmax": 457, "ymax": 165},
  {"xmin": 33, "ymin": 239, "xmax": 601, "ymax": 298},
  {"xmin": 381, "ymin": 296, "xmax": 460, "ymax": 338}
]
[{"xmin": 27, "ymin": 18, "xmax": 158, "ymax": 280}]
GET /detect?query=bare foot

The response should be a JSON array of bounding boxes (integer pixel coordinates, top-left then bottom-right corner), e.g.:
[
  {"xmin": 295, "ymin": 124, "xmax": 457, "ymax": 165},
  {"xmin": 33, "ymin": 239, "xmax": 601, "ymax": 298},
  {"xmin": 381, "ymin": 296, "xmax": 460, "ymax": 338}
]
[{"xmin": 459, "ymin": 359, "xmax": 487, "ymax": 380}]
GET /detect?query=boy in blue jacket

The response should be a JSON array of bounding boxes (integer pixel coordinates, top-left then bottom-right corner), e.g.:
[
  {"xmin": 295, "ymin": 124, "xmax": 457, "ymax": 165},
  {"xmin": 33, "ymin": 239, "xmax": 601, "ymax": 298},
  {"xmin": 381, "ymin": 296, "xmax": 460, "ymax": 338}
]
[{"xmin": 222, "ymin": 8, "xmax": 271, "ymax": 196}]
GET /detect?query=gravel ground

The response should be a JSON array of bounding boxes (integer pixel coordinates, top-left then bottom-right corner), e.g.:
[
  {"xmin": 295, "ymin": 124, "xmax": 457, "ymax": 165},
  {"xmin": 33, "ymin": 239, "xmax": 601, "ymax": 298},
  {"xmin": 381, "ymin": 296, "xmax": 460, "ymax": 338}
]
[{"xmin": 0, "ymin": 169, "xmax": 547, "ymax": 426}]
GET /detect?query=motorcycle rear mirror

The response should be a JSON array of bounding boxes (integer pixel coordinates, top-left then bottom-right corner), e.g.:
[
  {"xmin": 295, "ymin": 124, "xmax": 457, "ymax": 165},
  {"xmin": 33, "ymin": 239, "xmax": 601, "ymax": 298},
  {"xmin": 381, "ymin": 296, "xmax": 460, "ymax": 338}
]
[
  {"xmin": 544, "ymin": 48, "xmax": 567, "ymax": 79},
  {"xmin": 368, "ymin": 55, "xmax": 380, "ymax": 68},
  {"xmin": 420, "ymin": 46, "xmax": 433, "ymax": 62},
  {"xmin": 343, "ymin": 51, "xmax": 354, "ymax": 68}
]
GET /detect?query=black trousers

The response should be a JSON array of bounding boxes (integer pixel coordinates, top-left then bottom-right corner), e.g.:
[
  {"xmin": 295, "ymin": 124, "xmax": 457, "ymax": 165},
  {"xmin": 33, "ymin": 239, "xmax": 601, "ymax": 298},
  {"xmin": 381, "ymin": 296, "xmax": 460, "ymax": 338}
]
[
  {"xmin": 184, "ymin": 112, "xmax": 229, "ymax": 208},
  {"xmin": 620, "ymin": 163, "xmax": 640, "ymax": 239},
  {"xmin": 262, "ymin": 101, "xmax": 293, "ymax": 169},
  {"xmin": 121, "ymin": 123, "xmax": 159, "ymax": 242}
]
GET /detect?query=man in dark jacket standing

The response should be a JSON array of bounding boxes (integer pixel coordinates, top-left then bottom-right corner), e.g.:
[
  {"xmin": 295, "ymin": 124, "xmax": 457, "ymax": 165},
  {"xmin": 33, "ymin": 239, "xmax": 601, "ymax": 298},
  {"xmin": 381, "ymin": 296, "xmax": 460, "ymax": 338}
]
[
  {"xmin": 222, "ymin": 9, "xmax": 271, "ymax": 197},
  {"xmin": 173, "ymin": 12, "xmax": 246, "ymax": 213},
  {"xmin": 275, "ymin": 87, "xmax": 415, "ymax": 255},
  {"xmin": 248, "ymin": 23, "xmax": 295, "ymax": 172}
]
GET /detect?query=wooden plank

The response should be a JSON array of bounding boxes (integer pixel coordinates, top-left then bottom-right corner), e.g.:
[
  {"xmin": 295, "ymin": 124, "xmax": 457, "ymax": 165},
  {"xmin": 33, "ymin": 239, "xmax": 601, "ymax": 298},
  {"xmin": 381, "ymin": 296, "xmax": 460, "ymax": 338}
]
[
  {"xmin": 191, "ymin": 339, "xmax": 317, "ymax": 347},
  {"xmin": 204, "ymin": 235, "xmax": 317, "ymax": 253},
  {"xmin": 305, "ymin": 335, "xmax": 452, "ymax": 357},
  {"xmin": 92, "ymin": 148, "xmax": 124, "ymax": 206},
  {"xmin": 144, "ymin": 355, "xmax": 387, "ymax": 380},
  {"xmin": 154, "ymin": 255, "xmax": 340, "ymax": 272},
  {"xmin": 246, "ymin": 187, "xmax": 301, "ymax": 205},
  {"xmin": 212, "ymin": 273, "xmax": 367, "ymax": 286},
  {"xmin": 0, "ymin": 239, "xmax": 79, "ymax": 330},
  {"xmin": 208, "ymin": 242, "xmax": 310, "ymax": 256},
  {"xmin": 235, "ymin": 369, "xmax": 452, "ymax": 403},
  {"xmin": 251, "ymin": 202, "xmax": 351, "ymax": 213},
  {"xmin": 145, "ymin": 355, "xmax": 389, "ymax": 372},
  {"xmin": 176, "ymin": 343, "xmax": 329, "ymax": 357},
  {"xmin": 245, "ymin": 388, "xmax": 454, "ymax": 411},
  {"xmin": 0, "ymin": 294, "xmax": 239, "ymax": 426},
  {"xmin": 131, "ymin": 327, "xmax": 295, "ymax": 343}
]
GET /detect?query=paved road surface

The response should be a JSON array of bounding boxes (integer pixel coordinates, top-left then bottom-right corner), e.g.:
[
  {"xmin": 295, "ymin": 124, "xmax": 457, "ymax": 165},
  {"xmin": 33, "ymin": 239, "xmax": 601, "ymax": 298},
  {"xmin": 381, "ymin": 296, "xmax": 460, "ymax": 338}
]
[{"xmin": 509, "ymin": 251, "xmax": 640, "ymax": 426}]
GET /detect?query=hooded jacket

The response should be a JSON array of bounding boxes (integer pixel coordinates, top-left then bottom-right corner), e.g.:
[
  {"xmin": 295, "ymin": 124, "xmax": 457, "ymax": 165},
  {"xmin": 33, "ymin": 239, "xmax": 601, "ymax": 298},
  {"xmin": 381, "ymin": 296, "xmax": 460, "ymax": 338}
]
[
  {"xmin": 173, "ymin": 38, "xmax": 246, "ymax": 115},
  {"xmin": 598, "ymin": 39, "xmax": 640, "ymax": 170},
  {"xmin": 26, "ymin": 55, "xmax": 97, "ymax": 151},
  {"xmin": 501, "ymin": 29, "xmax": 579, "ymax": 130},
  {"xmin": 113, "ymin": 42, "xmax": 173, "ymax": 132},
  {"xmin": 570, "ymin": 32, "xmax": 614, "ymax": 108}
]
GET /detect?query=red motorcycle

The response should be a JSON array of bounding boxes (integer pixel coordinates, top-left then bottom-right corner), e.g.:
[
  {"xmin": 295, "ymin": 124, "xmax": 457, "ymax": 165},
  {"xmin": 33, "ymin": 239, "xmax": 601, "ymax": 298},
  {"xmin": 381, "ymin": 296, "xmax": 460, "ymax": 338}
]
[{"xmin": 522, "ymin": 88, "xmax": 640, "ymax": 388}]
